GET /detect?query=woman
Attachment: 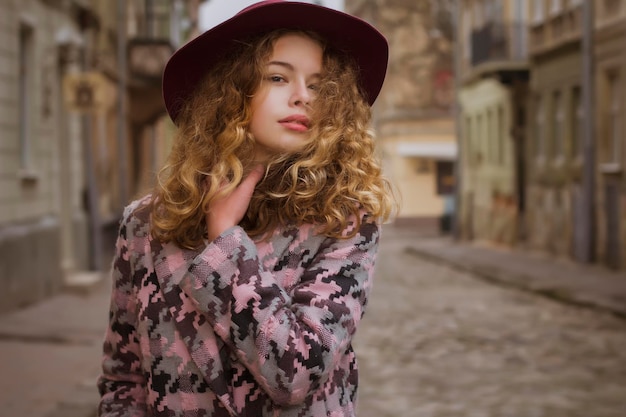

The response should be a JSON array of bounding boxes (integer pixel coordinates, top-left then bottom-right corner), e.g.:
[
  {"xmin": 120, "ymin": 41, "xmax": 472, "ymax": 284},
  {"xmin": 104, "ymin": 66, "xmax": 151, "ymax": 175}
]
[{"xmin": 98, "ymin": 1, "xmax": 395, "ymax": 416}]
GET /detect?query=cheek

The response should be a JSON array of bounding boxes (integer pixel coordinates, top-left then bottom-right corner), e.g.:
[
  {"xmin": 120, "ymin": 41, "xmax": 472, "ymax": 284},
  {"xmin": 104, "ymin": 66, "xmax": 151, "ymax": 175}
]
[{"xmin": 249, "ymin": 112, "xmax": 263, "ymax": 137}]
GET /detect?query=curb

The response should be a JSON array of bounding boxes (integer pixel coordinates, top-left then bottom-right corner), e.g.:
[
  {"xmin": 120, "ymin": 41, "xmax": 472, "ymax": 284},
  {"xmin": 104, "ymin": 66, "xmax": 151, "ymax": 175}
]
[
  {"xmin": 405, "ymin": 246, "xmax": 626, "ymax": 320},
  {"xmin": 63, "ymin": 271, "xmax": 108, "ymax": 296}
]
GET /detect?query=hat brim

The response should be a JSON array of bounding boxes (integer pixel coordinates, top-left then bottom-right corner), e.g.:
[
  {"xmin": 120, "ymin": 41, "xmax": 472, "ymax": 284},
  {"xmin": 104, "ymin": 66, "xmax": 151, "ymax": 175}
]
[{"xmin": 162, "ymin": 1, "xmax": 388, "ymax": 124}]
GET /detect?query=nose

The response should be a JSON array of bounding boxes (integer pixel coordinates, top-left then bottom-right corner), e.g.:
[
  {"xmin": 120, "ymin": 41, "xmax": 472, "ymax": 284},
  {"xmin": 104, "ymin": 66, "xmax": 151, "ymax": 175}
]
[{"xmin": 290, "ymin": 81, "xmax": 312, "ymax": 107}]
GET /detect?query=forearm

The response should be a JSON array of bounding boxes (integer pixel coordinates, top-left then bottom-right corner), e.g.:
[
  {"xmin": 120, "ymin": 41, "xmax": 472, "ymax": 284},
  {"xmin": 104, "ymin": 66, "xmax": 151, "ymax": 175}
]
[{"xmin": 176, "ymin": 221, "xmax": 379, "ymax": 405}]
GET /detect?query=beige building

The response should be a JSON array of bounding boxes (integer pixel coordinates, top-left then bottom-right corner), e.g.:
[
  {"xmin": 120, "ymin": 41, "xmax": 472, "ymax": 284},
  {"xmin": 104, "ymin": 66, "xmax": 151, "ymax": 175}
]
[
  {"xmin": 593, "ymin": 0, "xmax": 626, "ymax": 269},
  {"xmin": 347, "ymin": 0, "xmax": 457, "ymax": 234},
  {"xmin": 526, "ymin": 0, "xmax": 585, "ymax": 258},
  {"xmin": 456, "ymin": 0, "xmax": 530, "ymax": 246},
  {"xmin": 0, "ymin": 0, "xmax": 203, "ymax": 313},
  {"xmin": 0, "ymin": 0, "xmax": 97, "ymax": 312},
  {"xmin": 527, "ymin": 0, "xmax": 626, "ymax": 270}
]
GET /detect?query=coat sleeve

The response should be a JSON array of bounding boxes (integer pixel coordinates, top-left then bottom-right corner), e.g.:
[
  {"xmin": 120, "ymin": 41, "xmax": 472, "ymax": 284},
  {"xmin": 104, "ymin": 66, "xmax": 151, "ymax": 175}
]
[
  {"xmin": 97, "ymin": 206, "xmax": 147, "ymax": 417},
  {"xmin": 174, "ymin": 214, "xmax": 380, "ymax": 406}
]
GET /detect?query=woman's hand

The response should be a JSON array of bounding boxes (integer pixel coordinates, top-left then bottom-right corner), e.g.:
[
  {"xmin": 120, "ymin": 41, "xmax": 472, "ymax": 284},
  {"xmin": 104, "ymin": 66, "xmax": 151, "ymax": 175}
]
[{"xmin": 206, "ymin": 165, "xmax": 265, "ymax": 241}]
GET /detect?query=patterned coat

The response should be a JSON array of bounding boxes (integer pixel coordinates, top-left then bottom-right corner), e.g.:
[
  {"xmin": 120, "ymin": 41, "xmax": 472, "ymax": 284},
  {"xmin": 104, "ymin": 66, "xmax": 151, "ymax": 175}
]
[{"xmin": 97, "ymin": 196, "xmax": 381, "ymax": 417}]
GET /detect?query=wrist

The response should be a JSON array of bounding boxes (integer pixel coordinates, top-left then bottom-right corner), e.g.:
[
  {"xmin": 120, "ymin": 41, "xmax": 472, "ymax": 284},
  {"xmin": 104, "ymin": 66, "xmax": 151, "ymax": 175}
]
[{"xmin": 207, "ymin": 220, "xmax": 233, "ymax": 242}]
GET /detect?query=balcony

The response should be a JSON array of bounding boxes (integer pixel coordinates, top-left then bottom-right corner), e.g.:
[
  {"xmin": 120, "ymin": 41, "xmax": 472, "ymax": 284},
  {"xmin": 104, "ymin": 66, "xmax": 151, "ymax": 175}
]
[
  {"xmin": 529, "ymin": 6, "xmax": 582, "ymax": 56},
  {"xmin": 596, "ymin": 0, "xmax": 626, "ymax": 35},
  {"xmin": 128, "ymin": 38, "xmax": 173, "ymax": 81},
  {"xmin": 128, "ymin": 1, "xmax": 174, "ymax": 79},
  {"xmin": 471, "ymin": 21, "xmax": 527, "ymax": 65},
  {"xmin": 127, "ymin": 1, "xmax": 175, "ymax": 125},
  {"xmin": 466, "ymin": 21, "xmax": 529, "ymax": 83}
]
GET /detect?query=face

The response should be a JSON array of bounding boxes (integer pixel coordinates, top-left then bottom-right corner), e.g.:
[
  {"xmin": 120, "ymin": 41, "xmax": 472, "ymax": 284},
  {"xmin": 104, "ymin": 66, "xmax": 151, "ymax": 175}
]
[{"xmin": 249, "ymin": 33, "xmax": 323, "ymax": 161}]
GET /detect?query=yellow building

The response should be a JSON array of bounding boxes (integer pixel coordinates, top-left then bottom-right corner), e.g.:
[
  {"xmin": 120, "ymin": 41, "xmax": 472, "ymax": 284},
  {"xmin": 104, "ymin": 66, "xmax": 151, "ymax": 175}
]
[
  {"xmin": 347, "ymin": 0, "xmax": 457, "ymax": 234},
  {"xmin": 456, "ymin": 0, "xmax": 530, "ymax": 245}
]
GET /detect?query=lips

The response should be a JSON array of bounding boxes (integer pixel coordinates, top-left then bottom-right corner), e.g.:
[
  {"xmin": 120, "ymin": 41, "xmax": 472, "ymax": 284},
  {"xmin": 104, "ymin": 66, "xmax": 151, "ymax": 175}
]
[{"xmin": 279, "ymin": 114, "xmax": 310, "ymax": 132}]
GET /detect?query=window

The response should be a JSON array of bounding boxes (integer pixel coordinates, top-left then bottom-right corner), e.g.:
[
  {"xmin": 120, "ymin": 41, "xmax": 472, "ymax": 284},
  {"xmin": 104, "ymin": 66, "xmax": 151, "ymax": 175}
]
[
  {"xmin": 19, "ymin": 23, "xmax": 34, "ymax": 171},
  {"xmin": 513, "ymin": 0, "xmax": 528, "ymax": 58},
  {"xmin": 571, "ymin": 86, "xmax": 583, "ymax": 158},
  {"xmin": 553, "ymin": 91, "xmax": 564, "ymax": 158},
  {"xmin": 551, "ymin": 0, "xmax": 563, "ymax": 14},
  {"xmin": 603, "ymin": 0, "xmax": 623, "ymax": 16},
  {"xmin": 533, "ymin": 0, "xmax": 545, "ymax": 22},
  {"xmin": 484, "ymin": 0, "xmax": 496, "ymax": 23},
  {"xmin": 465, "ymin": 116, "xmax": 473, "ymax": 167},
  {"xmin": 569, "ymin": 0, "xmax": 582, "ymax": 8},
  {"xmin": 497, "ymin": 106, "xmax": 505, "ymax": 165},
  {"xmin": 462, "ymin": 9, "xmax": 471, "ymax": 60},
  {"xmin": 487, "ymin": 108, "xmax": 493, "ymax": 163},
  {"xmin": 477, "ymin": 113, "xmax": 484, "ymax": 165},
  {"xmin": 606, "ymin": 71, "xmax": 622, "ymax": 165},
  {"xmin": 472, "ymin": 1, "xmax": 482, "ymax": 28},
  {"xmin": 534, "ymin": 96, "xmax": 545, "ymax": 157}
]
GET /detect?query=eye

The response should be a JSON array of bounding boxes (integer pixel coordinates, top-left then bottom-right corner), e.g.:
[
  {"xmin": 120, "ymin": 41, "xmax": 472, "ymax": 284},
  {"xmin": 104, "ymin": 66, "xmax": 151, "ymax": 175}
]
[
  {"xmin": 308, "ymin": 83, "xmax": 319, "ymax": 91},
  {"xmin": 268, "ymin": 75, "xmax": 286, "ymax": 83}
]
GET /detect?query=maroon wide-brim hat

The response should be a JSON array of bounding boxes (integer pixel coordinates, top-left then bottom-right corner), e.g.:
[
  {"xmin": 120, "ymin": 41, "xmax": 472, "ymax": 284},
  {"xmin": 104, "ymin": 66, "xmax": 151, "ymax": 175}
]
[{"xmin": 162, "ymin": 0, "xmax": 389, "ymax": 124}]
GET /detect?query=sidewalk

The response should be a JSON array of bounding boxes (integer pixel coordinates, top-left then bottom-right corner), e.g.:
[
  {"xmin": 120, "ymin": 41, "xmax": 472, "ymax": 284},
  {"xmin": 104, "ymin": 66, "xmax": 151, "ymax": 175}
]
[
  {"xmin": 0, "ymin": 271, "xmax": 110, "ymax": 417},
  {"xmin": 405, "ymin": 234, "xmax": 626, "ymax": 319}
]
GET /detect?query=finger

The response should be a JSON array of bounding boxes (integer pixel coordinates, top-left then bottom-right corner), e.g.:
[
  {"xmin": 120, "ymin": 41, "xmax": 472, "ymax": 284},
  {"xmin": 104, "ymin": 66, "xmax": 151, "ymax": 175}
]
[{"xmin": 236, "ymin": 165, "xmax": 265, "ymax": 197}]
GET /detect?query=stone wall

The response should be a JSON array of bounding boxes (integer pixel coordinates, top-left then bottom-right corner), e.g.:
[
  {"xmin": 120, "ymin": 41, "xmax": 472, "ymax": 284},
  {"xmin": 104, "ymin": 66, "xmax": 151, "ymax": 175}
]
[
  {"xmin": 0, "ymin": 0, "xmax": 85, "ymax": 310},
  {"xmin": 347, "ymin": 0, "xmax": 457, "ymax": 230},
  {"xmin": 348, "ymin": 0, "xmax": 454, "ymax": 119},
  {"xmin": 0, "ymin": 218, "xmax": 62, "ymax": 313}
]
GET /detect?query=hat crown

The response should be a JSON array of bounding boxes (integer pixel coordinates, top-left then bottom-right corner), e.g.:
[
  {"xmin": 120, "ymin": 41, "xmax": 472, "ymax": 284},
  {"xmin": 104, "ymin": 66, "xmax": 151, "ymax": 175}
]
[
  {"xmin": 163, "ymin": 1, "xmax": 389, "ymax": 123},
  {"xmin": 238, "ymin": 0, "xmax": 285, "ymax": 14}
]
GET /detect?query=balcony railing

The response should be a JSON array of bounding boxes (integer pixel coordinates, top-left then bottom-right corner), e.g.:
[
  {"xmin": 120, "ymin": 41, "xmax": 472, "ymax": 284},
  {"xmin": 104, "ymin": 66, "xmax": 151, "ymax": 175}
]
[
  {"xmin": 597, "ymin": 0, "xmax": 626, "ymax": 25},
  {"xmin": 128, "ymin": 1, "xmax": 174, "ymax": 81},
  {"xmin": 470, "ymin": 21, "xmax": 528, "ymax": 67},
  {"xmin": 137, "ymin": 6, "xmax": 172, "ymax": 40},
  {"xmin": 528, "ymin": 5, "xmax": 582, "ymax": 56}
]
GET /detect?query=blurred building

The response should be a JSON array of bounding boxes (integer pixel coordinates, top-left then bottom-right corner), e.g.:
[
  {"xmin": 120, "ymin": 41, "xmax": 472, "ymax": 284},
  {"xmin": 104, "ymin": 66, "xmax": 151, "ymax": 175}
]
[
  {"xmin": 0, "ymin": 0, "xmax": 203, "ymax": 313},
  {"xmin": 525, "ymin": 0, "xmax": 582, "ymax": 258},
  {"xmin": 593, "ymin": 0, "xmax": 626, "ymax": 269},
  {"xmin": 456, "ymin": 0, "xmax": 530, "ymax": 246},
  {"xmin": 456, "ymin": 0, "xmax": 626, "ymax": 271},
  {"xmin": 347, "ymin": 0, "xmax": 457, "ymax": 235},
  {"xmin": 527, "ymin": 0, "xmax": 625, "ymax": 269}
]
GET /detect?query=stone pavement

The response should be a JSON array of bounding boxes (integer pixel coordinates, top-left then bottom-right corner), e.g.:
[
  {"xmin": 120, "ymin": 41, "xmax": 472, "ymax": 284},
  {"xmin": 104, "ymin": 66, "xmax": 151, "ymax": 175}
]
[
  {"xmin": 405, "ymin": 236, "xmax": 626, "ymax": 318},
  {"xmin": 355, "ymin": 225, "xmax": 626, "ymax": 417},
  {"xmin": 0, "ymin": 271, "xmax": 110, "ymax": 417},
  {"xmin": 0, "ymin": 226, "xmax": 625, "ymax": 417}
]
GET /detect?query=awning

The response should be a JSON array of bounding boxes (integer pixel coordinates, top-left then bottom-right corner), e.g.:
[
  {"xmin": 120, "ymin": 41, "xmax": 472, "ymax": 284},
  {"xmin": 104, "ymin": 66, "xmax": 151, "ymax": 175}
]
[{"xmin": 396, "ymin": 141, "xmax": 457, "ymax": 161}]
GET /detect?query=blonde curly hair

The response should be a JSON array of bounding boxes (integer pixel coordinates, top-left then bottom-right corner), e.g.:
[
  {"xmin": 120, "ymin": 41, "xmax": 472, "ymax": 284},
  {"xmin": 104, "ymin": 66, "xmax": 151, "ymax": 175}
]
[{"xmin": 150, "ymin": 29, "xmax": 396, "ymax": 249}]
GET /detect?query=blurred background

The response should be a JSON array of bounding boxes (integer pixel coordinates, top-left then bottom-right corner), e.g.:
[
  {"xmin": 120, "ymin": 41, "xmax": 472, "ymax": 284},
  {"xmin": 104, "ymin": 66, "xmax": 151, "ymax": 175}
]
[
  {"xmin": 2, "ymin": 0, "xmax": 625, "ymax": 309},
  {"xmin": 0, "ymin": 1, "xmax": 625, "ymax": 416}
]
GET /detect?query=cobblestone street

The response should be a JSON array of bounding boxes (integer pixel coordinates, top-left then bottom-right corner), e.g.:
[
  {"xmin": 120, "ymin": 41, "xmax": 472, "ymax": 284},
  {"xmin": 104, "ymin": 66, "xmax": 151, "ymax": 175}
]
[
  {"xmin": 1, "ymin": 226, "xmax": 625, "ymax": 417},
  {"xmin": 354, "ymin": 227, "xmax": 626, "ymax": 417}
]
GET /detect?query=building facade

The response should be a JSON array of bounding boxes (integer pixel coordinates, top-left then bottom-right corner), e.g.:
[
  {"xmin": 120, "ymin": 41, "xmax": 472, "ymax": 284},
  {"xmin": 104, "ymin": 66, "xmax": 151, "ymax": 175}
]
[
  {"xmin": 593, "ymin": 0, "xmax": 626, "ymax": 269},
  {"xmin": 456, "ymin": 0, "xmax": 625, "ymax": 271},
  {"xmin": 525, "ymin": 0, "xmax": 587, "ymax": 259},
  {"xmin": 347, "ymin": 0, "xmax": 457, "ymax": 234},
  {"xmin": 456, "ymin": 0, "xmax": 530, "ymax": 246},
  {"xmin": 527, "ymin": 0, "xmax": 626, "ymax": 270},
  {"xmin": 0, "ymin": 0, "xmax": 97, "ymax": 312},
  {"xmin": 0, "ymin": 0, "xmax": 203, "ymax": 313}
]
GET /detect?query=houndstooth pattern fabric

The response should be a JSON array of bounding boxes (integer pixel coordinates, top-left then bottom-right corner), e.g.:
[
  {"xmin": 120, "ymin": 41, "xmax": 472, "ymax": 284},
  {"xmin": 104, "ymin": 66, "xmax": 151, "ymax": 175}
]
[{"xmin": 97, "ymin": 196, "xmax": 381, "ymax": 417}]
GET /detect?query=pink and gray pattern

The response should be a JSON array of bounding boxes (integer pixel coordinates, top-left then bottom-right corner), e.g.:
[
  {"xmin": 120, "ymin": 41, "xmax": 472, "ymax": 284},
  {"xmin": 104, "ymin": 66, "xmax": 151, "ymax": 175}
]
[{"xmin": 97, "ymin": 196, "xmax": 381, "ymax": 417}]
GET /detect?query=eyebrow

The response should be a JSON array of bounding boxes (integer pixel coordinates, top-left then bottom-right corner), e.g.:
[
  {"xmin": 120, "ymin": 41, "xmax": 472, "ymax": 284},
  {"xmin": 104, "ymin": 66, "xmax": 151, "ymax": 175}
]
[
  {"xmin": 267, "ymin": 60, "xmax": 321, "ymax": 78},
  {"xmin": 267, "ymin": 60, "xmax": 294, "ymax": 71}
]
